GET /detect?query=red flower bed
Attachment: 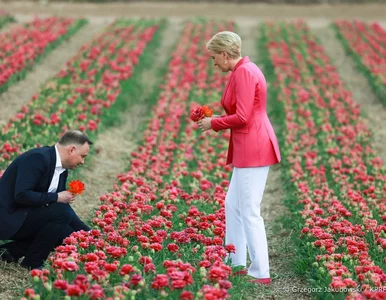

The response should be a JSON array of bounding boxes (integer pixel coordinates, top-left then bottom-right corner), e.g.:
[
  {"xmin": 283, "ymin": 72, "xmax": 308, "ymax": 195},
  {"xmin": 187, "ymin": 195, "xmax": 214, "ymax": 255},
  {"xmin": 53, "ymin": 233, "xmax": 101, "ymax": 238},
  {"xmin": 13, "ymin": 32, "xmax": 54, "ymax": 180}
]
[
  {"xmin": 0, "ymin": 19, "xmax": 162, "ymax": 176},
  {"xmin": 25, "ymin": 20, "xmax": 237, "ymax": 300},
  {"xmin": 261, "ymin": 21, "xmax": 386, "ymax": 299},
  {"xmin": 334, "ymin": 20, "xmax": 386, "ymax": 103},
  {"xmin": 0, "ymin": 17, "xmax": 86, "ymax": 94}
]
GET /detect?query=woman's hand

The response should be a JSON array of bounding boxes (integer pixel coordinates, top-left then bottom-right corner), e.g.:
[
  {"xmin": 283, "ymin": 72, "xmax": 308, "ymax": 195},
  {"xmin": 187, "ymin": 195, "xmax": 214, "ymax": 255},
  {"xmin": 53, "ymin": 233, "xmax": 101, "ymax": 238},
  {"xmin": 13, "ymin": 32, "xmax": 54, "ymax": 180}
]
[{"xmin": 197, "ymin": 117, "xmax": 212, "ymax": 131}]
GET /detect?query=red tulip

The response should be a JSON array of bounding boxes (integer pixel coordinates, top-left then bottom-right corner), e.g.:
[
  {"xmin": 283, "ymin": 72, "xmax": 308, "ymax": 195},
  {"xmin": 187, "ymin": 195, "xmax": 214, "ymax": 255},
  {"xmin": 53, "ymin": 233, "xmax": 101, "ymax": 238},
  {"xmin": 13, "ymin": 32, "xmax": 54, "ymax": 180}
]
[
  {"xmin": 68, "ymin": 180, "xmax": 85, "ymax": 195},
  {"xmin": 190, "ymin": 107, "xmax": 205, "ymax": 122}
]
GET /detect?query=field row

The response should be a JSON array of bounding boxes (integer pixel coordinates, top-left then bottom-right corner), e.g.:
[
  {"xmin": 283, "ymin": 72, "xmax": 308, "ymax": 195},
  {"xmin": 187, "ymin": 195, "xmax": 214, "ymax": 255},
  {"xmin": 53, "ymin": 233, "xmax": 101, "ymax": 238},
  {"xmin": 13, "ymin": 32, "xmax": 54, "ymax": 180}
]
[
  {"xmin": 261, "ymin": 21, "xmax": 386, "ymax": 299},
  {"xmin": 334, "ymin": 21, "xmax": 386, "ymax": 104}
]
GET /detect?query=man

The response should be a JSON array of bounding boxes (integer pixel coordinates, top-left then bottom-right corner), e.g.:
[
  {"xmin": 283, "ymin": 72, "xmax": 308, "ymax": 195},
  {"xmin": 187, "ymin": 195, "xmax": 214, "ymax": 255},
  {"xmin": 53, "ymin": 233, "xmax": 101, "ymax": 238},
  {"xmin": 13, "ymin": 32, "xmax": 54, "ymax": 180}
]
[{"xmin": 0, "ymin": 130, "xmax": 92, "ymax": 269}]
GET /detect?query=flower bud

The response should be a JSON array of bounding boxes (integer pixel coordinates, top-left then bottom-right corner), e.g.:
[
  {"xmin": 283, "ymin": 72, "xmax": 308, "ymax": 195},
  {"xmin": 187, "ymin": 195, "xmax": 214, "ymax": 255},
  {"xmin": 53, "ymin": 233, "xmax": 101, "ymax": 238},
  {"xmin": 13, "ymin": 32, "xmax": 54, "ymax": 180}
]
[{"xmin": 44, "ymin": 282, "xmax": 52, "ymax": 292}]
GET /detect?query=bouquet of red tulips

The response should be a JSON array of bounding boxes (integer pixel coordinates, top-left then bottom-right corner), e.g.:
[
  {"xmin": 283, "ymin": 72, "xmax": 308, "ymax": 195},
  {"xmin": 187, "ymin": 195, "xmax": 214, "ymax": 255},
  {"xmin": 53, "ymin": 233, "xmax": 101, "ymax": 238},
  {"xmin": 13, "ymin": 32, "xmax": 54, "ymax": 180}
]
[{"xmin": 190, "ymin": 105, "xmax": 213, "ymax": 122}]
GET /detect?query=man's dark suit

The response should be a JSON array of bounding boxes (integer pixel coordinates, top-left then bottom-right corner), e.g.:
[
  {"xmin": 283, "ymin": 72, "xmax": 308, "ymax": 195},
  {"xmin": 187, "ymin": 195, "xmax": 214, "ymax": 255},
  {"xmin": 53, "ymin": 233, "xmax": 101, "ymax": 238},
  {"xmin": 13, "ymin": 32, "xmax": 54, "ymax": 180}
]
[{"xmin": 0, "ymin": 146, "xmax": 90, "ymax": 269}]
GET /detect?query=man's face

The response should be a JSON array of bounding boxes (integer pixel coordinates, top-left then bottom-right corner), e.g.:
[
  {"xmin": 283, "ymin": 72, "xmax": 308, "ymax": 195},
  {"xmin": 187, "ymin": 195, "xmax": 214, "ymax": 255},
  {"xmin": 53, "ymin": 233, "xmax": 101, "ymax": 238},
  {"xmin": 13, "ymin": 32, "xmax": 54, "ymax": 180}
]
[{"xmin": 66, "ymin": 143, "xmax": 89, "ymax": 170}]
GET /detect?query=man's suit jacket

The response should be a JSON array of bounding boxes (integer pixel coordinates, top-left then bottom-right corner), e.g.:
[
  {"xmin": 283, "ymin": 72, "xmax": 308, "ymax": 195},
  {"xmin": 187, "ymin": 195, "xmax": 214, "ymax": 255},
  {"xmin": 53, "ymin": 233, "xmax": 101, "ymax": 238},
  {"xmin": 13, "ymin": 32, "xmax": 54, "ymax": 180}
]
[
  {"xmin": 211, "ymin": 56, "xmax": 281, "ymax": 168},
  {"xmin": 0, "ymin": 146, "xmax": 89, "ymax": 240}
]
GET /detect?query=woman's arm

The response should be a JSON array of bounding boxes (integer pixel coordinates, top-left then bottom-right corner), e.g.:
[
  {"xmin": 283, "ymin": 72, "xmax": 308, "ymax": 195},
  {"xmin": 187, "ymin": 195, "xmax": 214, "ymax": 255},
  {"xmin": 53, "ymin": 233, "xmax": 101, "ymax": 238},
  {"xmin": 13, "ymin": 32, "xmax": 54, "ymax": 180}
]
[{"xmin": 211, "ymin": 68, "xmax": 255, "ymax": 132}]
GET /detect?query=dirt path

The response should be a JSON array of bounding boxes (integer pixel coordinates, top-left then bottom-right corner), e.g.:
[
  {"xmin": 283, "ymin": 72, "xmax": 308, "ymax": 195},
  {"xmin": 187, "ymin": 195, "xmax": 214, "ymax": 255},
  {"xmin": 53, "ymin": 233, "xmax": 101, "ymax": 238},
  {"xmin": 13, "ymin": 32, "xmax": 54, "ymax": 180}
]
[
  {"xmin": 236, "ymin": 20, "xmax": 310, "ymax": 300},
  {"xmin": 0, "ymin": 20, "xmax": 108, "ymax": 128},
  {"xmin": 1, "ymin": 1, "xmax": 386, "ymax": 20},
  {"xmin": 313, "ymin": 27, "xmax": 386, "ymax": 165},
  {"xmin": 72, "ymin": 19, "xmax": 182, "ymax": 221}
]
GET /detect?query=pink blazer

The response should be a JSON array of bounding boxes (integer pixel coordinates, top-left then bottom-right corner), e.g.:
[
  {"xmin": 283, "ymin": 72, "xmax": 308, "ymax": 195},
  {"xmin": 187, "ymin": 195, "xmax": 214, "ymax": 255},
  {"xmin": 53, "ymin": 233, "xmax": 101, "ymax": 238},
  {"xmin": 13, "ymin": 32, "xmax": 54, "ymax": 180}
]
[{"xmin": 211, "ymin": 56, "xmax": 281, "ymax": 168}]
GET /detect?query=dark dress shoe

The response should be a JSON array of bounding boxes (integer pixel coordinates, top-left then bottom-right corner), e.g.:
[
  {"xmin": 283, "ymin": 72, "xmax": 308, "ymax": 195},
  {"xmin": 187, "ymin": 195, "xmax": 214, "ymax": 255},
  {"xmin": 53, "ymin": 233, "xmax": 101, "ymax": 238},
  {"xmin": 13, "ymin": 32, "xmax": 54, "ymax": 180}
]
[
  {"xmin": 20, "ymin": 262, "xmax": 43, "ymax": 270},
  {"xmin": 0, "ymin": 249, "xmax": 18, "ymax": 263},
  {"xmin": 20, "ymin": 258, "xmax": 44, "ymax": 270}
]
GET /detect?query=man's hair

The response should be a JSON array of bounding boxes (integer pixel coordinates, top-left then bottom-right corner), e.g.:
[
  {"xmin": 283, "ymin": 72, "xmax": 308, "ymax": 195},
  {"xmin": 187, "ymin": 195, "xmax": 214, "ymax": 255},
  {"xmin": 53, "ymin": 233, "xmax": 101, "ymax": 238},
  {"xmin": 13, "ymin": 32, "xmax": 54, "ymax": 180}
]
[{"xmin": 58, "ymin": 130, "xmax": 93, "ymax": 146}]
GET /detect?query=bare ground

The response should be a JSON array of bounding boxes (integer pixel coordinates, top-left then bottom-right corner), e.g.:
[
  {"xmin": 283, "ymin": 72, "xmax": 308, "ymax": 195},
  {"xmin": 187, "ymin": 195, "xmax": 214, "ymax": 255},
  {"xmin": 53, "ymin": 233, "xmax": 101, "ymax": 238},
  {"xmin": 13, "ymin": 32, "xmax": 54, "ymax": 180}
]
[
  {"xmin": 261, "ymin": 165, "xmax": 312, "ymax": 300},
  {"xmin": 1, "ymin": 1, "xmax": 386, "ymax": 20},
  {"xmin": 0, "ymin": 20, "xmax": 109, "ymax": 127},
  {"xmin": 0, "ymin": 261, "xmax": 29, "ymax": 299},
  {"xmin": 313, "ymin": 27, "xmax": 386, "ymax": 165}
]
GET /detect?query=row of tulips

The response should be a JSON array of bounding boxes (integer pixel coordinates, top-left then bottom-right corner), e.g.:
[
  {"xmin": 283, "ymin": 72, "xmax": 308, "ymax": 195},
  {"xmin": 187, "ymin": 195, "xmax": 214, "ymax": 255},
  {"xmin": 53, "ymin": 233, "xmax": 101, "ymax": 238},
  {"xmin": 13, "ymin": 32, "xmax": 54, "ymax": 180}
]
[
  {"xmin": 0, "ymin": 10, "xmax": 15, "ymax": 29},
  {"xmin": 0, "ymin": 17, "xmax": 87, "ymax": 94},
  {"xmin": 24, "ymin": 20, "xmax": 239, "ymax": 300},
  {"xmin": 333, "ymin": 20, "xmax": 386, "ymax": 104},
  {"xmin": 0, "ymin": 19, "xmax": 164, "ymax": 177},
  {"xmin": 260, "ymin": 21, "xmax": 386, "ymax": 299}
]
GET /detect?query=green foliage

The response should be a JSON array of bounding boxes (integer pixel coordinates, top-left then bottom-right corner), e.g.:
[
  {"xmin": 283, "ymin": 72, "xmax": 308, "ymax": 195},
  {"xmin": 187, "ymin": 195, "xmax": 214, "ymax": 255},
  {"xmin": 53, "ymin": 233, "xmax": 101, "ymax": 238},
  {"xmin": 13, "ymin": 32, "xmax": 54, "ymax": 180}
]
[{"xmin": 0, "ymin": 14, "xmax": 16, "ymax": 29}]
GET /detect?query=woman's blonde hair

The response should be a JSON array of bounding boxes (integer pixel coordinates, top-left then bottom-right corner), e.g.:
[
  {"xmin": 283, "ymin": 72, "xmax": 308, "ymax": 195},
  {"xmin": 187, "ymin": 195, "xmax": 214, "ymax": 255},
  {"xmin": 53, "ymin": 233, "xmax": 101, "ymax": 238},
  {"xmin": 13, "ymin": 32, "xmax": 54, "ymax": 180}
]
[{"xmin": 206, "ymin": 31, "xmax": 242, "ymax": 59}]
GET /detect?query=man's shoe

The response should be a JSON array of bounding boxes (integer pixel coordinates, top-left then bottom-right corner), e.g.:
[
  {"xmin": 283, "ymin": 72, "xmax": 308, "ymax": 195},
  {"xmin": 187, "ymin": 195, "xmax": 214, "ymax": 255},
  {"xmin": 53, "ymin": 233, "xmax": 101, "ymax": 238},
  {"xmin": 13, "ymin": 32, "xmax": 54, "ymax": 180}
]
[
  {"xmin": 233, "ymin": 269, "xmax": 248, "ymax": 276},
  {"xmin": 20, "ymin": 258, "xmax": 44, "ymax": 271},
  {"xmin": 249, "ymin": 278, "xmax": 271, "ymax": 285},
  {"xmin": 0, "ymin": 249, "xmax": 18, "ymax": 263},
  {"xmin": 20, "ymin": 263, "xmax": 44, "ymax": 271}
]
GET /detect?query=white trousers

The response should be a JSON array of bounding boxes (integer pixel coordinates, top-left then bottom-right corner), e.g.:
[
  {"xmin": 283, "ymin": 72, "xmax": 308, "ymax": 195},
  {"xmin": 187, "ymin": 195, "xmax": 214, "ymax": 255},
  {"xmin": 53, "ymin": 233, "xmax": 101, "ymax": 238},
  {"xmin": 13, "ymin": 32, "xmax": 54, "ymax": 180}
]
[{"xmin": 225, "ymin": 166, "xmax": 270, "ymax": 279}]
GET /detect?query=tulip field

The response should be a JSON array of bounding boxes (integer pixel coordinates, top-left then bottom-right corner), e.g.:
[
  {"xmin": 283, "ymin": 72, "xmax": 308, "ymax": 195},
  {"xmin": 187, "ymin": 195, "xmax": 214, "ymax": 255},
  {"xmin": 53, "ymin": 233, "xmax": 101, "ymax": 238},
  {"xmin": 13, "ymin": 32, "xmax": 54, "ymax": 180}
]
[
  {"xmin": 0, "ymin": 6, "xmax": 385, "ymax": 300},
  {"xmin": 260, "ymin": 21, "xmax": 386, "ymax": 299},
  {"xmin": 0, "ymin": 17, "xmax": 86, "ymax": 94},
  {"xmin": 333, "ymin": 21, "xmax": 386, "ymax": 104},
  {"xmin": 0, "ymin": 18, "xmax": 160, "ymax": 173}
]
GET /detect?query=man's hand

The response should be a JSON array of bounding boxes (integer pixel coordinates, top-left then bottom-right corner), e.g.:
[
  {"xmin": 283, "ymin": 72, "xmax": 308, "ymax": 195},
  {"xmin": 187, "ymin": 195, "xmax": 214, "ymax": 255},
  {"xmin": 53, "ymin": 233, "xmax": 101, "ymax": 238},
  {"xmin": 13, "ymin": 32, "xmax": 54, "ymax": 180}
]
[{"xmin": 57, "ymin": 191, "xmax": 75, "ymax": 204}]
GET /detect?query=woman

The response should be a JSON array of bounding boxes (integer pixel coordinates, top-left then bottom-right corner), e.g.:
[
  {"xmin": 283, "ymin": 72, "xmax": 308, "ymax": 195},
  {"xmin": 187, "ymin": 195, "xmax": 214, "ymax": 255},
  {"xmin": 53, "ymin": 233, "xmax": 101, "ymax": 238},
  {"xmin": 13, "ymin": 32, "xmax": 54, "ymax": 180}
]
[{"xmin": 198, "ymin": 31, "xmax": 281, "ymax": 285}]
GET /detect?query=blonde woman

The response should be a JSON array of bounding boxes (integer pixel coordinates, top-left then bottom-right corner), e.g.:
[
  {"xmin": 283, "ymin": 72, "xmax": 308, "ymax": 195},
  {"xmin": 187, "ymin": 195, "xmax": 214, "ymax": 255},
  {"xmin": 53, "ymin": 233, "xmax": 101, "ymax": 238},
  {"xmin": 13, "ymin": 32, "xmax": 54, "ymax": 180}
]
[{"xmin": 198, "ymin": 31, "xmax": 281, "ymax": 285}]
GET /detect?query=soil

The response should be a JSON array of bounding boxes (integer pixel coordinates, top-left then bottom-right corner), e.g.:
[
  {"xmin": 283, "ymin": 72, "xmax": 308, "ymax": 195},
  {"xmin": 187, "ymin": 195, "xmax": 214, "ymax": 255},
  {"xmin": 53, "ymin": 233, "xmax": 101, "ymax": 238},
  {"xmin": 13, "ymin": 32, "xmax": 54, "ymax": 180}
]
[{"xmin": 0, "ymin": 1, "xmax": 385, "ymax": 20}]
